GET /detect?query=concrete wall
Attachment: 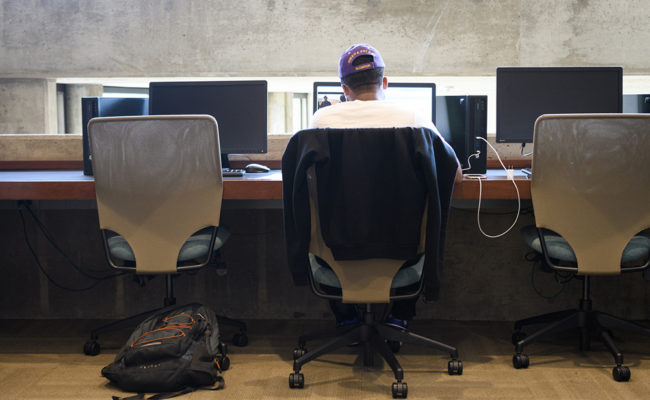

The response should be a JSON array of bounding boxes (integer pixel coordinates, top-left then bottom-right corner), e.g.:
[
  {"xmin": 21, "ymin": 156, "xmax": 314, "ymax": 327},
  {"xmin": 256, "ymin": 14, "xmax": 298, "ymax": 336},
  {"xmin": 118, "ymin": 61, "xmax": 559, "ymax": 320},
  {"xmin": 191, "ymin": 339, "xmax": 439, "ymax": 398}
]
[
  {"xmin": 3, "ymin": 0, "xmax": 649, "ymax": 136},
  {"xmin": 1, "ymin": 0, "xmax": 649, "ymax": 78},
  {"xmin": 0, "ymin": 79, "xmax": 57, "ymax": 133}
]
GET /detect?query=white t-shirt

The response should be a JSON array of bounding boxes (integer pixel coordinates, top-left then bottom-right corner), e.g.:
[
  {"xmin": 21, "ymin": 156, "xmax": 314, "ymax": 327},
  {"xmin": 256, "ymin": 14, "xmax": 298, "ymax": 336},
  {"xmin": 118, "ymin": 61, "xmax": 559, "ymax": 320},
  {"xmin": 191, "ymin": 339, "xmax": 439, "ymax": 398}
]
[
  {"xmin": 311, "ymin": 99, "xmax": 438, "ymax": 131},
  {"xmin": 310, "ymin": 98, "xmax": 460, "ymax": 180}
]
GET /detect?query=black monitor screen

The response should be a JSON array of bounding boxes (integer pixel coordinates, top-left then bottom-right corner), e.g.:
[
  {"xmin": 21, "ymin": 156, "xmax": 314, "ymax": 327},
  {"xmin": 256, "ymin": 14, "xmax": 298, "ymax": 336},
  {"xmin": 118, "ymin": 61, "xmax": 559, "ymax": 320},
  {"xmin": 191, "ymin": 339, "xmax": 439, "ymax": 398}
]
[
  {"xmin": 496, "ymin": 67, "xmax": 622, "ymax": 143},
  {"xmin": 148, "ymin": 80, "xmax": 267, "ymax": 155},
  {"xmin": 623, "ymin": 94, "xmax": 650, "ymax": 113},
  {"xmin": 313, "ymin": 81, "xmax": 436, "ymax": 123}
]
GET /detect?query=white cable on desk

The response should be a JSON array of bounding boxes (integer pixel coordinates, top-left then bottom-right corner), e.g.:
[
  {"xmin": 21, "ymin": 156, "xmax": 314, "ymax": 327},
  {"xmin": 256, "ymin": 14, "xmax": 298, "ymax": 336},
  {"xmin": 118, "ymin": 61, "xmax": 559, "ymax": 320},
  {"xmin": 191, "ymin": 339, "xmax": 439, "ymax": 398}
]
[
  {"xmin": 461, "ymin": 151, "xmax": 481, "ymax": 172},
  {"xmin": 462, "ymin": 151, "xmax": 487, "ymax": 180},
  {"xmin": 470, "ymin": 137, "xmax": 521, "ymax": 239}
]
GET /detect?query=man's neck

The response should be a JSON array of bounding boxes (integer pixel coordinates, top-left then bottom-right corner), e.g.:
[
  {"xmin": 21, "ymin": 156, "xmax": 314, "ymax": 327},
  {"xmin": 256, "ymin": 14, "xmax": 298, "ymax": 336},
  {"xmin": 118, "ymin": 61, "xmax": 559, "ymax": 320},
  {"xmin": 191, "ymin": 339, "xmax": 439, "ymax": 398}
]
[
  {"xmin": 355, "ymin": 93, "xmax": 382, "ymax": 101},
  {"xmin": 346, "ymin": 83, "xmax": 386, "ymax": 101},
  {"xmin": 351, "ymin": 89, "xmax": 385, "ymax": 101}
]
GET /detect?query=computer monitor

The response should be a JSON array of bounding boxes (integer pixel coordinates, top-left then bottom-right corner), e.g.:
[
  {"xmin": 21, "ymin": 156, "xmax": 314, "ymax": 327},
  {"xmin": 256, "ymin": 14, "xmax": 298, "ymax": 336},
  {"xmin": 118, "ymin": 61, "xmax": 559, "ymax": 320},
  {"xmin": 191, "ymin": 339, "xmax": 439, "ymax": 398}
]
[
  {"xmin": 82, "ymin": 97, "xmax": 149, "ymax": 176},
  {"xmin": 623, "ymin": 94, "xmax": 650, "ymax": 113},
  {"xmin": 149, "ymin": 80, "xmax": 268, "ymax": 168},
  {"xmin": 313, "ymin": 81, "xmax": 436, "ymax": 123},
  {"xmin": 496, "ymin": 67, "xmax": 623, "ymax": 143},
  {"xmin": 435, "ymin": 96, "xmax": 487, "ymax": 174}
]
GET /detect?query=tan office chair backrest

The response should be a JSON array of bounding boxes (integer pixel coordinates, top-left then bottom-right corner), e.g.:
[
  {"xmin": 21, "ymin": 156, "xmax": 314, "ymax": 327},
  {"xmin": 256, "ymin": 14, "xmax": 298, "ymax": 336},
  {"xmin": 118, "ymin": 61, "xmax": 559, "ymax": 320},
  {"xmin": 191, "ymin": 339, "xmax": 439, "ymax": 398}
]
[
  {"xmin": 306, "ymin": 166, "xmax": 427, "ymax": 304},
  {"xmin": 88, "ymin": 115, "xmax": 223, "ymax": 274},
  {"xmin": 532, "ymin": 114, "xmax": 650, "ymax": 274}
]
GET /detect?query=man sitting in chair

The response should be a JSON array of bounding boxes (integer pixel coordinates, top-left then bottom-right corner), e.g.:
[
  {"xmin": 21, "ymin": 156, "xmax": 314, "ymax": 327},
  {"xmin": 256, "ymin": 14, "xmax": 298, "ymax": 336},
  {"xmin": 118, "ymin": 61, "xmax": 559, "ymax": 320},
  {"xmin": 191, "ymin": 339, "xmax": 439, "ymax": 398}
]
[{"xmin": 311, "ymin": 43, "xmax": 462, "ymax": 330}]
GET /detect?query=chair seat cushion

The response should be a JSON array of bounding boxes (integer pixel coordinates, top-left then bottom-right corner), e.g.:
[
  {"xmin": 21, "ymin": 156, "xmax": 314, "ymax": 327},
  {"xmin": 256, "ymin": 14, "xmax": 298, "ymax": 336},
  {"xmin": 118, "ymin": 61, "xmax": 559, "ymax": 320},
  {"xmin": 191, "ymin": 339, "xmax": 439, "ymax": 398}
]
[
  {"xmin": 521, "ymin": 225, "xmax": 650, "ymax": 264},
  {"xmin": 308, "ymin": 253, "xmax": 425, "ymax": 289},
  {"xmin": 107, "ymin": 226, "xmax": 230, "ymax": 262}
]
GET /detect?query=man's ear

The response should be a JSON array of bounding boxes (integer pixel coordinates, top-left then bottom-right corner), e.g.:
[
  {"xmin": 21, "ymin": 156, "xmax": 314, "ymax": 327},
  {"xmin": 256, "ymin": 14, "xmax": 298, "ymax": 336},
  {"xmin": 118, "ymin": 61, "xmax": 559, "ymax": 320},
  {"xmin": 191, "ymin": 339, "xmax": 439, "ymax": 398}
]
[
  {"xmin": 382, "ymin": 77, "xmax": 388, "ymax": 90},
  {"xmin": 342, "ymin": 84, "xmax": 351, "ymax": 99}
]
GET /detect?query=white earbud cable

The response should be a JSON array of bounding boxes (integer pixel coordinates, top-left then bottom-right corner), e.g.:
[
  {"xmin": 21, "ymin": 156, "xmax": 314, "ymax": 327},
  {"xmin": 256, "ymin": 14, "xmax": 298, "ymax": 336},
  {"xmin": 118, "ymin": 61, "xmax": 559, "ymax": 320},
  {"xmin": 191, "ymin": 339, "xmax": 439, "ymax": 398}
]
[{"xmin": 471, "ymin": 137, "xmax": 521, "ymax": 238}]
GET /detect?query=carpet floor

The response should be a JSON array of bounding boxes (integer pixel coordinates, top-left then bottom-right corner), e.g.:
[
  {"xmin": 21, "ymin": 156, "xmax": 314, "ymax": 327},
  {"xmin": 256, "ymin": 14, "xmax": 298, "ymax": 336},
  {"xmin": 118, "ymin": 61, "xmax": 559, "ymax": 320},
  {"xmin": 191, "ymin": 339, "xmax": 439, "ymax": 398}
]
[{"xmin": 1, "ymin": 319, "xmax": 650, "ymax": 399}]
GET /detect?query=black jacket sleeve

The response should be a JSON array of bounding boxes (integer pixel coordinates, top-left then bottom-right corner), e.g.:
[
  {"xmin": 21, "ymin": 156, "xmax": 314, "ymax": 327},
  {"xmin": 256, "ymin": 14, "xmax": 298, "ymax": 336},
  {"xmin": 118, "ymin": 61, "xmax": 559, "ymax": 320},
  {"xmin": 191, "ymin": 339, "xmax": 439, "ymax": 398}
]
[
  {"xmin": 281, "ymin": 130, "xmax": 329, "ymax": 285},
  {"xmin": 414, "ymin": 128, "xmax": 458, "ymax": 301}
]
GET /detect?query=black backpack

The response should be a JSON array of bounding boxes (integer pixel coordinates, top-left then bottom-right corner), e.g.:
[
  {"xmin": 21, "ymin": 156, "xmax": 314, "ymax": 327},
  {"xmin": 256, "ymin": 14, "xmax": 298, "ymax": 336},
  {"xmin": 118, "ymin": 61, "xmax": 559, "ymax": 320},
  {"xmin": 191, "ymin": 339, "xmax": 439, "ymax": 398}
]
[{"xmin": 102, "ymin": 303, "xmax": 228, "ymax": 399}]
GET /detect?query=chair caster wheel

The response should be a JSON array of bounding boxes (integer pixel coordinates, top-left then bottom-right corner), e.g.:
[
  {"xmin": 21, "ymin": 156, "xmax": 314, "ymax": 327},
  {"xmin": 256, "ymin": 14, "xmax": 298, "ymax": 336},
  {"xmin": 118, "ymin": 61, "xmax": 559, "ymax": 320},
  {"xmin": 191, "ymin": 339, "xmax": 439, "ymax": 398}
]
[
  {"xmin": 511, "ymin": 331, "xmax": 526, "ymax": 345},
  {"xmin": 513, "ymin": 353, "xmax": 529, "ymax": 369},
  {"xmin": 293, "ymin": 347, "xmax": 307, "ymax": 360},
  {"xmin": 613, "ymin": 366, "xmax": 630, "ymax": 382},
  {"xmin": 232, "ymin": 332, "xmax": 248, "ymax": 347},
  {"xmin": 387, "ymin": 339, "xmax": 401, "ymax": 353},
  {"xmin": 83, "ymin": 340, "xmax": 100, "ymax": 356},
  {"xmin": 289, "ymin": 372, "xmax": 304, "ymax": 388},
  {"xmin": 391, "ymin": 381, "xmax": 408, "ymax": 398},
  {"xmin": 448, "ymin": 359, "xmax": 463, "ymax": 375},
  {"xmin": 216, "ymin": 355, "xmax": 230, "ymax": 371}
]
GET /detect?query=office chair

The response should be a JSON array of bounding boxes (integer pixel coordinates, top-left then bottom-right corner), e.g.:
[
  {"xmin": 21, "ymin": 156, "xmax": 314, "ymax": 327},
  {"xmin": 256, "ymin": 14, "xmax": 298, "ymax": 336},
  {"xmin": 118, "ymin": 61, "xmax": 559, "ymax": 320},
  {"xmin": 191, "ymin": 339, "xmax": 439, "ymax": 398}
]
[
  {"xmin": 83, "ymin": 115, "xmax": 247, "ymax": 357},
  {"xmin": 282, "ymin": 128, "xmax": 462, "ymax": 398},
  {"xmin": 512, "ymin": 114, "xmax": 650, "ymax": 381}
]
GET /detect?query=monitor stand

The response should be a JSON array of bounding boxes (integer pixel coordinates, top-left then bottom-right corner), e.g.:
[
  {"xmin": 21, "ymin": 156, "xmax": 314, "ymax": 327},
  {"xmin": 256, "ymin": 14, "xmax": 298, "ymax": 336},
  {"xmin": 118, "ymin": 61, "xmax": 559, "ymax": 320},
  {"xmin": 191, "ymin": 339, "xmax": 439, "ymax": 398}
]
[
  {"xmin": 520, "ymin": 142, "xmax": 533, "ymax": 177},
  {"xmin": 221, "ymin": 153, "xmax": 230, "ymax": 169}
]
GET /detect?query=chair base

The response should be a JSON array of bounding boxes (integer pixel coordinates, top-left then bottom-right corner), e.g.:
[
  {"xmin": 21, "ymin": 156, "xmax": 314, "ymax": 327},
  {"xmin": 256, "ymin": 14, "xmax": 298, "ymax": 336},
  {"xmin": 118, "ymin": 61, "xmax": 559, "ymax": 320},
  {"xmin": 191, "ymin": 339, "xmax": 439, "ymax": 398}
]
[
  {"xmin": 289, "ymin": 305, "xmax": 462, "ymax": 398},
  {"xmin": 512, "ymin": 296, "xmax": 650, "ymax": 382}
]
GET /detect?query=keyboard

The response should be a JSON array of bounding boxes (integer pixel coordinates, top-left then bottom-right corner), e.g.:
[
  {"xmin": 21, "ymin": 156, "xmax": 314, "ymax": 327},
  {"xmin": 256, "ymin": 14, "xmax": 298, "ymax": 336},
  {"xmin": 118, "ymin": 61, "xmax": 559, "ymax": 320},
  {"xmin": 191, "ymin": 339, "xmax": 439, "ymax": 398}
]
[{"xmin": 222, "ymin": 168, "xmax": 245, "ymax": 177}]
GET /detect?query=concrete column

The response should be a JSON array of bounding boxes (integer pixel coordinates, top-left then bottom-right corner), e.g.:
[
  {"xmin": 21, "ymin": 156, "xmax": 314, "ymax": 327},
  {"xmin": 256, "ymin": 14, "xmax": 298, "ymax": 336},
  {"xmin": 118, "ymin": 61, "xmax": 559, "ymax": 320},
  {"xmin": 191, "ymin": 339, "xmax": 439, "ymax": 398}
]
[
  {"xmin": 63, "ymin": 84, "xmax": 103, "ymax": 134},
  {"xmin": 0, "ymin": 78, "xmax": 58, "ymax": 134},
  {"xmin": 267, "ymin": 92, "xmax": 285, "ymax": 134},
  {"xmin": 284, "ymin": 92, "xmax": 293, "ymax": 134},
  {"xmin": 267, "ymin": 92, "xmax": 299, "ymax": 134}
]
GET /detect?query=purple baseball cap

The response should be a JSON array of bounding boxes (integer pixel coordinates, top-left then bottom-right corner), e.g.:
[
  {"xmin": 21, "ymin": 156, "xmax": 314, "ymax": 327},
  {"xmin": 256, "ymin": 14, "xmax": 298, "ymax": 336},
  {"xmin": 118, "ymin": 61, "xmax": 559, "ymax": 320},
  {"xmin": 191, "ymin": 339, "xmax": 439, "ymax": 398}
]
[{"xmin": 338, "ymin": 43, "xmax": 385, "ymax": 79}]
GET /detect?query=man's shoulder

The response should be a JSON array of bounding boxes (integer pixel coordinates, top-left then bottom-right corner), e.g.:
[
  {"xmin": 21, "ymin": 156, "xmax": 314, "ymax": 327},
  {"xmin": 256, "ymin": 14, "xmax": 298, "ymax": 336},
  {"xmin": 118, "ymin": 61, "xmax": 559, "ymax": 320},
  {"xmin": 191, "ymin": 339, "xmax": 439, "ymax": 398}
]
[{"xmin": 312, "ymin": 101, "xmax": 359, "ymax": 127}]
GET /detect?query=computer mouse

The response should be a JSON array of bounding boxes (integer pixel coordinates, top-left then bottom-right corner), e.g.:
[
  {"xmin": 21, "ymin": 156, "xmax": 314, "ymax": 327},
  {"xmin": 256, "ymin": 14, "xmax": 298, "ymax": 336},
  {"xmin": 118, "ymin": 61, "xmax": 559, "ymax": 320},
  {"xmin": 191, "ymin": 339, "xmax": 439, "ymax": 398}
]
[{"xmin": 245, "ymin": 163, "xmax": 271, "ymax": 173}]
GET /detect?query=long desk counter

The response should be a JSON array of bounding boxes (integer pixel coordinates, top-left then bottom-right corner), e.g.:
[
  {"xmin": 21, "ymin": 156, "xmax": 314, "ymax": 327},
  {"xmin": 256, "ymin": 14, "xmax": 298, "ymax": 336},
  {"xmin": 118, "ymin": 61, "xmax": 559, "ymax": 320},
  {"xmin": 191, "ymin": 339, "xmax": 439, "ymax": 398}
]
[{"xmin": 0, "ymin": 169, "xmax": 530, "ymax": 200}]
